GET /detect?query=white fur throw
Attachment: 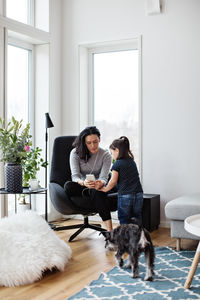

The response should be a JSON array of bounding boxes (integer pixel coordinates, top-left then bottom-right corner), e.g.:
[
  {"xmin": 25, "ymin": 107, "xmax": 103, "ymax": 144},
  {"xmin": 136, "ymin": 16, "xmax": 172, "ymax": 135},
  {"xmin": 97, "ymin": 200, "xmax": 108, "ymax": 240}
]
[{"xmin": 0, "ymin": 211, "xmax": 71, "ymax": 287}]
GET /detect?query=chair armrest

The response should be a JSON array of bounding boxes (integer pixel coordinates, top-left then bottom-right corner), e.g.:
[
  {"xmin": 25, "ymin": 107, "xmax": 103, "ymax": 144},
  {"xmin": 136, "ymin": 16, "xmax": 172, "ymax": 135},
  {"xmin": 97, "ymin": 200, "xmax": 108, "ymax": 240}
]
[{"xmin": 49, "ymin": 182, "xmax": 78, "ymax": 215}]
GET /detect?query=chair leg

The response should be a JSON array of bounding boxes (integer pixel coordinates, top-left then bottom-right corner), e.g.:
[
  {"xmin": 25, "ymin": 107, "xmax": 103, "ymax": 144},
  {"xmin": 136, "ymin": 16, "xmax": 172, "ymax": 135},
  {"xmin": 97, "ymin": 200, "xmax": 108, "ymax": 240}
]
[
  {"xmin": 54, "ymin": 224, "xmax": 84, "ymax": 231},
  {"xmin": 87, "ymin": 223, "xmax": 106, "ymax": 232},
  {"xmin": 83, "ymin": 216, "xmax": 106, "ymax": 231},
  {"xmin": 68, "ymin": 225, "xmax": 86, "ymax": 242},
  {"xmin": 91, "ymin": 223, "xmax": 101, "ymax": 227},
  {"xmin": 54, "ymin": 216, "xmax": 106, "ymax": 242}
]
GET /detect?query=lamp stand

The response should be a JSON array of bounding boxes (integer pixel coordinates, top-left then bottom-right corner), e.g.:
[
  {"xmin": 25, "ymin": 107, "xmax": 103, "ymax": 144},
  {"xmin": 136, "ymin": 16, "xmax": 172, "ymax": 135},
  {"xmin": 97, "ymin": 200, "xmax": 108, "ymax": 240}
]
[
  {"xmin": 44, "ymin": 112, "xmax": 55, "ymax": 229},
  {"xmin": 45, "ymin": 128, "xmax": 48, "ymax": 221}
]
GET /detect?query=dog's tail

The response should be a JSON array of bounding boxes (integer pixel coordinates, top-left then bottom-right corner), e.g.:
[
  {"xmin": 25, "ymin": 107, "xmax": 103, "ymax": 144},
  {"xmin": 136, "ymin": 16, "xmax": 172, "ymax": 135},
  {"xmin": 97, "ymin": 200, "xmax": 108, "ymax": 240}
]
[
  {"xmin": 138, "ymin": 228, "xmax": 150, "ymax": 248},
  {"xmin": 131, "ymin": 218, "xmax": 152, "ymax": 248}
]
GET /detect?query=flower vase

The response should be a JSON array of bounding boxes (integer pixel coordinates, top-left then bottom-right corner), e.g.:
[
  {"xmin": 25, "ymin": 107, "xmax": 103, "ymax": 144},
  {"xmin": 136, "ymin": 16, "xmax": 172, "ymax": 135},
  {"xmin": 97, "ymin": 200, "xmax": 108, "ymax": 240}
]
[
  {"xmin": 17, "ymin": 197, "xmax": 30, "ymax": 213},
  {"xmin": 5, "ymin": 163, "xmax": 23, "ymax": 193},
  {"xmin": 17, "ymin": 203, "xmax": 30, "ymax": 213}
]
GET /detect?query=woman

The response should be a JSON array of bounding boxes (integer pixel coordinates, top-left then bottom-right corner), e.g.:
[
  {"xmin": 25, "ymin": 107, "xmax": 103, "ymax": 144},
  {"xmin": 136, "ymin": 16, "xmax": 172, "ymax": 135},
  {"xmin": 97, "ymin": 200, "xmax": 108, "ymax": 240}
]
[{"xmin": 64, "ymin": 126, "xmax": 115, "ymax": 231}]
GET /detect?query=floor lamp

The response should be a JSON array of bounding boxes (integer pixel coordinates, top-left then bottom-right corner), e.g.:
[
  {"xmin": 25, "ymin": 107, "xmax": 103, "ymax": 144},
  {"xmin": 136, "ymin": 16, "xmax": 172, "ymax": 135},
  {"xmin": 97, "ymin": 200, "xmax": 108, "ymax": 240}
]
[{"xmin": 45, "ymin": 113, "xmax": 54, "ymax": 222}]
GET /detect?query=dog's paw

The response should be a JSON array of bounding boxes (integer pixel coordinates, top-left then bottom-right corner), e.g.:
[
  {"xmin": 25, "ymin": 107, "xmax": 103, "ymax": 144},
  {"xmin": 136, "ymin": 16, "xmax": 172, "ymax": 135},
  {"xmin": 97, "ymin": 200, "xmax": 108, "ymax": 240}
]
[
  {"xmin": 119, "ymin": 259, "xmax": 124, "ymax": 267},
  {"xmin": 124, "ymin": 262, "xmax": 131, "ymax": 269},
  {"xmin": 132, "ymin": 270, "xmax": 139, "ymax": 278},
  {"xmin": 116, "ymin": 257, "xmax": 124, "ymax": 267},
  {"xmin": 115, "ymin": 254, "xmax": 124, "ymax": 267},
  {"xmin": 145, "ymin": 269, "xmax": 154, "ymax": 281},
  {"xmin": 144, "ymin": 275, "xmax": 153, "ymax": 281}
]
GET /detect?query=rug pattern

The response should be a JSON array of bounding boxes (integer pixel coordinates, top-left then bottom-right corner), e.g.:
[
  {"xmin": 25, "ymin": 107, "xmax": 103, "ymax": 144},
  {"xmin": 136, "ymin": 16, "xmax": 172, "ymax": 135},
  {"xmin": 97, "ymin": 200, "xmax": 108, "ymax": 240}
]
[{"xmin": 68, "ymin": 247, "xmax": 200, "ymax": 300}]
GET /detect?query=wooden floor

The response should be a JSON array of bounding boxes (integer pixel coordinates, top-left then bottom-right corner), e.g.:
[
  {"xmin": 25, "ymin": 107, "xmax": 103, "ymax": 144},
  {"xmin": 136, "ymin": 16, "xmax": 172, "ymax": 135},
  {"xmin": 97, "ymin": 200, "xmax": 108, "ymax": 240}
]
[{"xmin": 0, "ymin": 219, "xmax": 198, "ymax": 300}]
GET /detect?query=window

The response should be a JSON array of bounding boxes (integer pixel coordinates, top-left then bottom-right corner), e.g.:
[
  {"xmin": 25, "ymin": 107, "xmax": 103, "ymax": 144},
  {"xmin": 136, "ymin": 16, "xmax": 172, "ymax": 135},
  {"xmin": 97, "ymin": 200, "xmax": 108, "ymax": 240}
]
[
  {"xmin": 7, "ymin": 41, "xmax": 33, "ymax": 215},
  {"xmin": 79, "ymin": 38, "xmax": 142, "ymax": 171},
  {"xmin": 6, "ymin": 0, "xmax": 49, "ymax": 32},
  {"xmin": 6, "ymin": 0, "xmax": 32, "ymax": 25},
  {"xmin": 93, "ymin": 49, "xmax": 140, "ymax": 165},
  {"xmin": 7, "ymin": 44, "xmax": 31, "ymax": 123}
]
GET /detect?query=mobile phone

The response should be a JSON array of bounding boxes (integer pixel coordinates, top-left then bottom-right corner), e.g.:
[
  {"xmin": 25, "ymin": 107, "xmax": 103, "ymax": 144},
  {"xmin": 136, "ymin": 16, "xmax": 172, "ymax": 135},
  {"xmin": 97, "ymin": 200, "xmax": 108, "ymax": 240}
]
[{"xmin": 86, "ymin": 174, "xmax": 96, "ymax": 181}]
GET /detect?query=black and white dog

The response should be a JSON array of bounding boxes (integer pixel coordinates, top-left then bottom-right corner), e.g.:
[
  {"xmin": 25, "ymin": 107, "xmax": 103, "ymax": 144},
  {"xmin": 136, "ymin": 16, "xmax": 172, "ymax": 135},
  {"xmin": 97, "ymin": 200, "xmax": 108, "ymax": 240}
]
[{"xmin": 102, "ymin": 220, "xmax": 155, "ymax": 281}]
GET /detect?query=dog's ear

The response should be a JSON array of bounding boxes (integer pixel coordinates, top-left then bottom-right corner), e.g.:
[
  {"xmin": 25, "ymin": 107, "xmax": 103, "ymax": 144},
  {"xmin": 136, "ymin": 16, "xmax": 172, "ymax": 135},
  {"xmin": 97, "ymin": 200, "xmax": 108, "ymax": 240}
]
[{"xmin": 101, "ymin": 231, "xmax": 110, "ymax": 239}]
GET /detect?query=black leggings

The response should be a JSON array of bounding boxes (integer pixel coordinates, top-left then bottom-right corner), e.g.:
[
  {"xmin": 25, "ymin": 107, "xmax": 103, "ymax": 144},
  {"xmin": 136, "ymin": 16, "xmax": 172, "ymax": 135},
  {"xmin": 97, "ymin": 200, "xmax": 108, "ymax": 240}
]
[{"xmin": 64, "ymin": 181, "xmax": 114, "ymax": 221}]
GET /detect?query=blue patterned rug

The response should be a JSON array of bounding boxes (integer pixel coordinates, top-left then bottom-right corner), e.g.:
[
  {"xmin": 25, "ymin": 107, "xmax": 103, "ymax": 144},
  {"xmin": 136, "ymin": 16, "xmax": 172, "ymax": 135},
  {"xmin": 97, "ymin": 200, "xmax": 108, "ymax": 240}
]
[{"xmin": 68, "ymin": 247, "xmax": 200, "ymax": 299}]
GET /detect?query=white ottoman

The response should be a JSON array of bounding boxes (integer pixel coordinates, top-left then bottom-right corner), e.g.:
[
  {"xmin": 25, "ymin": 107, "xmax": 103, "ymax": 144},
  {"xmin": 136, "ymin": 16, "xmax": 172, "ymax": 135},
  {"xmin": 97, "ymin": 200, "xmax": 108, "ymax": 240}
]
[{"xmin": 165, "ymin": 193, "xmax": 200, "ymax": 250}]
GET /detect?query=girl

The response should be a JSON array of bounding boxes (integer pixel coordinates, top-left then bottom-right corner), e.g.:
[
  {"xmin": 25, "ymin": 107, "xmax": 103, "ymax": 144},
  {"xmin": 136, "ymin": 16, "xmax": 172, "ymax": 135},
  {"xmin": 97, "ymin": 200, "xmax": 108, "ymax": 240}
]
[{"xmin": 100, "ymin": 136, "xmax": 143, "ymax": 225}]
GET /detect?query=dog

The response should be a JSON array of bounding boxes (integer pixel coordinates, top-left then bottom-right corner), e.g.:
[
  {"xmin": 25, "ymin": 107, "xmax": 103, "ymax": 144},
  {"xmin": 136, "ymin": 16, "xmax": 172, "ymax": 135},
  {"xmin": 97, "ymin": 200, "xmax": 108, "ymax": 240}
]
[{"xmin": 101, "ymin": 220, "xmax": 155, "ymax": 281}]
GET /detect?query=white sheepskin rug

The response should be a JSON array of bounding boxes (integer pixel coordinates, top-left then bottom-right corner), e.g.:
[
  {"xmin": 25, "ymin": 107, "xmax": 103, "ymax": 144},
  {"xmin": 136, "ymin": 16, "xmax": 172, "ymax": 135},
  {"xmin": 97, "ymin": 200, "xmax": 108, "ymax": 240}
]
[{"xmin": 0, "ymin": 211, "xmax": 72, "ymax": 287}]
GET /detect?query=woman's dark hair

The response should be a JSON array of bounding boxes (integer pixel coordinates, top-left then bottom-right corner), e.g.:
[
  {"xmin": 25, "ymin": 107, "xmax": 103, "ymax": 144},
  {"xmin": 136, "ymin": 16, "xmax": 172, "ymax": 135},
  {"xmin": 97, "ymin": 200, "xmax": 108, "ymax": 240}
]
[
  {"xmin": 73, "ymin": 126, "xmax": 101, "ymax": 161},
  {"xmin": 109, "ymin": 136, "xmax": 134, "ymax": 160}
]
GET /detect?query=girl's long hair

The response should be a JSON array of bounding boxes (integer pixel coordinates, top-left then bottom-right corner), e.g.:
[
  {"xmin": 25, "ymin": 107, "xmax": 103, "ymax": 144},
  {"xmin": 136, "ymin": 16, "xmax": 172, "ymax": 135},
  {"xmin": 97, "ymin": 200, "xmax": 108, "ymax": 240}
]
[
  {"xmin": 73, "ymin": 126, "xmax": 101, "ymax": 161},
  {"xmin": 110, "ymin": 136, "xmax": 134, "ymax": 160}
]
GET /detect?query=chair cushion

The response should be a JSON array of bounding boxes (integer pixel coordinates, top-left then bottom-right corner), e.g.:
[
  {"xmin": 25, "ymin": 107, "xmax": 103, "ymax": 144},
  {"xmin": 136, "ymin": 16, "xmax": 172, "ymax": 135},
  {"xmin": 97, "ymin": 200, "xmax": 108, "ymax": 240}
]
[{"xmin": 165, "ymin": 193, "xmax": 200, "ymax": 221}]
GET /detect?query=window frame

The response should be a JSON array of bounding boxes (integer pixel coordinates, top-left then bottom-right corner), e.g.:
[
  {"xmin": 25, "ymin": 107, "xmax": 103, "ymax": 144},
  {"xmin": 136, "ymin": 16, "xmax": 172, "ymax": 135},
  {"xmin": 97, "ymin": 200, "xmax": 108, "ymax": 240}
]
[
  {"xmin": 79, "ymin": 37, "xmax": 143, "ymax": 177},
  {"xmin": 5, "ymin": 37, "xmax": 34, "ymax": 215},
  {"xmin": 0, "ymin": 26, "xmax": 5, "ymax": 218}
]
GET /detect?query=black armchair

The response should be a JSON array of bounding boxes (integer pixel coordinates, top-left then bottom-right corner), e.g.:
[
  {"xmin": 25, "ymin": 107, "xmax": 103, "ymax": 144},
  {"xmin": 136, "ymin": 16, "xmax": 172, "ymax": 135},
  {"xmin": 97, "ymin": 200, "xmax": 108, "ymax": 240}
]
[{"xmin": 49, "ymin": 136, "xmax": 118, "ymax": 242}]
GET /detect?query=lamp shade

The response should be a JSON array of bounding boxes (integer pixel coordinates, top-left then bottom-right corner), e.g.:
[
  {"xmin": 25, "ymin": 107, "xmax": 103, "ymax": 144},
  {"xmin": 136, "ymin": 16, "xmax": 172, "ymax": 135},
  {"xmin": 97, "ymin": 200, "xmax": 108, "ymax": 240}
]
[{"xmin": 45, "ymin": 113, "xmax": 54, "ymax": 128}]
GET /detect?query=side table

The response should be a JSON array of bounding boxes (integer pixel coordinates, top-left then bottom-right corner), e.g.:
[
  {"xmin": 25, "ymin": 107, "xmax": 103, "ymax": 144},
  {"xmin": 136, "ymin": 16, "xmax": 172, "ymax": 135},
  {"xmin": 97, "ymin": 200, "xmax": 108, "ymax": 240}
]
[
  {"xmin": 184, "ymin": 214, "xmax": 200, "ymax": 289},
  {"xmin": 0, "ymin": 187, "xmax": 48, "ymax": 221},
  {"xmin": 142, "ymin": 193, "xmax": 160, "ymax": 231}
]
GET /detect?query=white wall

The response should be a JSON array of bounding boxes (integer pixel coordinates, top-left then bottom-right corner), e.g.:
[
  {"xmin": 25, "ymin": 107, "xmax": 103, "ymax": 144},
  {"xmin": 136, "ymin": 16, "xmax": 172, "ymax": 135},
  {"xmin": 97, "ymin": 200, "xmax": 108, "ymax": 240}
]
[
  {"xmin": 49, "ymin": 0, "xmax": 62, "ymax": 145},
  {"xmin": 61, "ymin": 0, "xmax": 200, "ymax": 226},
  {"xmin": 48, "ymin": 0, "xmax": 63, "ymax": 220}
]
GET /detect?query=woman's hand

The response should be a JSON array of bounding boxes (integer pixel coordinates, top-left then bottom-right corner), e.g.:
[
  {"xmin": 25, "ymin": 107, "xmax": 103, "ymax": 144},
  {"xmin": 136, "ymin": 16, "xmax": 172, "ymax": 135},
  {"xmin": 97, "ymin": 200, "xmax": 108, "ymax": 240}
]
[
  {"xmin": 78, "ymin": 180, "xmax": 84, "ymax": 186},
  {"xmin": 84, "ymin": 179, "xmax": 96, "ymax": 189}
]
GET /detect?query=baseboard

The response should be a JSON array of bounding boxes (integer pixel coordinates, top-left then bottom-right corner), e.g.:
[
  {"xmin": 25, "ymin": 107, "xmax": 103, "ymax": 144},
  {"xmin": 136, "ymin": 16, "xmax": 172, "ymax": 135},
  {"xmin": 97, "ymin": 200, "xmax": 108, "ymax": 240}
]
[
  {"xmin": 65, "ymin": 213, "xmax": 119, "ymax": 223},
  {"xmin": 49, "ymin": 212, "xmax": 170, "ymax": 229},
  {"xmin": 160, "ymin": 220, "xmax": 170, "ymax": 228}
]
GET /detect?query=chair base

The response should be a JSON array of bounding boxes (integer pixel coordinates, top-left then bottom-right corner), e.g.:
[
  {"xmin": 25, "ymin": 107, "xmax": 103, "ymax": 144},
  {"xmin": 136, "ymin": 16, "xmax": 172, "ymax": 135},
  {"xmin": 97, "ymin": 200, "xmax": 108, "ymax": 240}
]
[{"xmin": 53, "ymin": 216, "xmax": 106, "ymax": 242}]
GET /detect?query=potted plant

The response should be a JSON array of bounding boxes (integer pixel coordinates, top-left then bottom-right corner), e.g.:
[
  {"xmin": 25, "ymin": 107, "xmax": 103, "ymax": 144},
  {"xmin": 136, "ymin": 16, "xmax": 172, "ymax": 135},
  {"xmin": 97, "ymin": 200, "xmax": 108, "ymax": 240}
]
[
  {"xmin": 22, "ymin": 146, "xmax": 47, "ymax": 187},
  {"xmin": 17, "ymin": 147, "xmax": 47, "ymax": 210},
  {"xmin": 0, "ymin": 117, "xmax": 32, "ymax": 193}
]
